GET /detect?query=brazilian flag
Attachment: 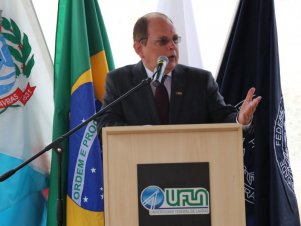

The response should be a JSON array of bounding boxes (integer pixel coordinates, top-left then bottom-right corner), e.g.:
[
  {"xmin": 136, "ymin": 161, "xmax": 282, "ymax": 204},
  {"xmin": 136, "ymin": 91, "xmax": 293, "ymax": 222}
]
[{"xmin": 47, "ymin": 0, "xmax": 114, "ymax": 225}]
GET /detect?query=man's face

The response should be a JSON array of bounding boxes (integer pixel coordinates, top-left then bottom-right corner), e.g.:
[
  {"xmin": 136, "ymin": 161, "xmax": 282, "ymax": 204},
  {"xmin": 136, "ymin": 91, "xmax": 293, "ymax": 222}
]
[{"xmin": 134, "ymin": 17, "xmax": 180, "ymax": 74}]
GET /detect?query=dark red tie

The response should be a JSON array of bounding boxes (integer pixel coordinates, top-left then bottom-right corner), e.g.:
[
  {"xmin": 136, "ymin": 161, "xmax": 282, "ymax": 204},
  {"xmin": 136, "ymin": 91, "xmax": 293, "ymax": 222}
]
[{"xmin": 154, "ymin": 77, "xmax": 169, "ymax": 124}]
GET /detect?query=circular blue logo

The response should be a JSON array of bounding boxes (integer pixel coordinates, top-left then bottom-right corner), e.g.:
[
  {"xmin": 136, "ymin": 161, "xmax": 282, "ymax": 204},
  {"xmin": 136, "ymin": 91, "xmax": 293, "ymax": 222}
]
[
  {"xmin": 140, "ymin": 185, "xmax": 164, "ymax": 210},
  {"xmin": 0, "ymin": 35, "xmax": 16, "ymax": 96}
]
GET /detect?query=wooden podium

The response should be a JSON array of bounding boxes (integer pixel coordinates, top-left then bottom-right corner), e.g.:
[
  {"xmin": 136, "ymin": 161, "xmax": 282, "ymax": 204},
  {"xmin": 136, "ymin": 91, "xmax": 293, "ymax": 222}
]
[{"xmin": 102, "ymin": 123, "xmax": 246, "ymax": 226}]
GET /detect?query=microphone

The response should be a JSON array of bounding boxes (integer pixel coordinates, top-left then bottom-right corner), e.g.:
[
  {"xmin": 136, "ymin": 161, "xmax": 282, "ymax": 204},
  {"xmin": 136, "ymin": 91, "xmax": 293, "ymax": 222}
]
[{"xmin": 152, "ymin": 56, "xmax": 169, "ymax": 87}]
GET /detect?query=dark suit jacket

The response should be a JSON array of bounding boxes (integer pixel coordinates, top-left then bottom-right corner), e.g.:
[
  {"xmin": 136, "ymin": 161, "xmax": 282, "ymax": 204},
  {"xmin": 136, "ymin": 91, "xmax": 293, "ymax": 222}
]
[{"xmin": 97, "ymin": 61, "xmax": 237, "ymax": 128}]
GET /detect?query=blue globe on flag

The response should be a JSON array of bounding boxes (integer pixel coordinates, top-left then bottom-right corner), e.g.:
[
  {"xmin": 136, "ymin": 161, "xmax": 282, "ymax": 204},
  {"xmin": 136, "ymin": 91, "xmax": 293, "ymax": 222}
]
[{"xmin": 0, "ymin": 34, "xmax": 16, "ymax": 96}]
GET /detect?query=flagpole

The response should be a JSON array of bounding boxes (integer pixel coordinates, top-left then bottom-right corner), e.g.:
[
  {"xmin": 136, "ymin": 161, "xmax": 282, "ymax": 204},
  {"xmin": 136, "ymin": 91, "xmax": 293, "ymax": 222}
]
[{"xmin": 56, "ymin": 147, "xmax": 63, "ymax": 226}]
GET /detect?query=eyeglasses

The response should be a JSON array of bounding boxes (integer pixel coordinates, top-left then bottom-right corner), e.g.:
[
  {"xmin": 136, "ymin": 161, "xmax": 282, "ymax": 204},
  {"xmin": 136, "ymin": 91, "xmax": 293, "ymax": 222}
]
[{"xmin": 140, "ymin": 35, "xmax": 181, "ymax": 46}]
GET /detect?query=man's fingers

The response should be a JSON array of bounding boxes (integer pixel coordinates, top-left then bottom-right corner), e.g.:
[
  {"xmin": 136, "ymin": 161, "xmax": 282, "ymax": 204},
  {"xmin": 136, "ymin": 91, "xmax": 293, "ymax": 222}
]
[{"xmin": 245, "ymin": 87, "xmax": 256, "ymax": 102}]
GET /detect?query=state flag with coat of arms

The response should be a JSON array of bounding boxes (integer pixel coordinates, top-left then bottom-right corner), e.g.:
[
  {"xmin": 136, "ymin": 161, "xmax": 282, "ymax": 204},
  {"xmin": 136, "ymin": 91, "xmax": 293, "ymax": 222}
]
[{"xmin": 0, "ymin": 0, "xmax": 54, "ymax": 225}]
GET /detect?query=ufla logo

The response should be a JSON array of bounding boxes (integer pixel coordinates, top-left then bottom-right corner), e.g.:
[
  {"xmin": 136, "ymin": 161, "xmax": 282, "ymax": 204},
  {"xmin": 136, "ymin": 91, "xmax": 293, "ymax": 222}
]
[
  {"xmin": 0, "ymin": 11, "xmax": 36, "ymax": 114},
  {"xmin": 140, "ymin": 185, "xmax": 210, "ymax": 216}
]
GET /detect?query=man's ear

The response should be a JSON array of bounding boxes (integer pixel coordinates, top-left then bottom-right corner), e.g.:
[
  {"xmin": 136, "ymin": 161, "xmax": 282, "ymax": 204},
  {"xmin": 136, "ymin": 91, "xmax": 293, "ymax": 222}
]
[{"xmin": 133, "ymin": 41, "xmax": 144, "ymax": 59}]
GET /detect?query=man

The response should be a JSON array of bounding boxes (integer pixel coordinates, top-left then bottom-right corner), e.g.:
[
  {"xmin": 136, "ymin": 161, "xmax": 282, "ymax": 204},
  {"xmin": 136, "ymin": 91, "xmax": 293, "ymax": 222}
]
[{"xmin": 97, "ymin": 12, "xmax": 261, "ymax": 128}]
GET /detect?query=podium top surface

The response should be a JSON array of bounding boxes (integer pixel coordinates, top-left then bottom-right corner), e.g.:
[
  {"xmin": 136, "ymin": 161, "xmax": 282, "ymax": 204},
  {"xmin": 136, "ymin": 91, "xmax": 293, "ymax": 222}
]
[{"xmin": 102, "ymin": 123, "xmax": 242, "ymax": 135}]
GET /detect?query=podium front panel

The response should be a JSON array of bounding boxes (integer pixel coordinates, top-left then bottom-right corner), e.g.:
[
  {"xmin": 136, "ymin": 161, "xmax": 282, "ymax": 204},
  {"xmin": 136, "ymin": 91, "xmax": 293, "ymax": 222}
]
[{"xmin": 102, "ymin": 123, "xmax": 245, "ymax": 226}]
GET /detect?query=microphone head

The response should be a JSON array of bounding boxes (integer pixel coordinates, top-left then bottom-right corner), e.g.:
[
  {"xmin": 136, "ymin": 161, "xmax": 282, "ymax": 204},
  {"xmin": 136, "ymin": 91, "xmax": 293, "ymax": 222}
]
[{"xmin": 157, "ymin": 56, "xmax": 169, "ymax": 64}]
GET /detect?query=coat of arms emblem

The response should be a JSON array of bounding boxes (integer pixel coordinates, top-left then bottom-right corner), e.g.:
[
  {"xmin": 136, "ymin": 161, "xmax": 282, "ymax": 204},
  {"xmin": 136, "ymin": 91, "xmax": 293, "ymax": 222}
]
[{"xmin": 0, "ymin": 11, "xmax": 36, "ymax": 114}]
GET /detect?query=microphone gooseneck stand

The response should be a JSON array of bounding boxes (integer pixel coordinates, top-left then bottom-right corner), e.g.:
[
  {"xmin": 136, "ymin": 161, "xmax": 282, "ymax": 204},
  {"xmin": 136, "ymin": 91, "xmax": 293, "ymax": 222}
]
[{"xmin": 0, "ymin": 76, "xmax": 154, "ymax": 226}]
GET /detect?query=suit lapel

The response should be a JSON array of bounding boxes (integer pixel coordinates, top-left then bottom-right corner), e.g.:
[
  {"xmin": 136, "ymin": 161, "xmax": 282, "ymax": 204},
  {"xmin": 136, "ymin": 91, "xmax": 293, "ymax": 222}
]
[
  {"xmin": 132, "ymin": 62, "xmax": 161, "ymax": 124},
  {"xmin": 170, "ymin": 66, "xmax": 186, "ymax": 123}
]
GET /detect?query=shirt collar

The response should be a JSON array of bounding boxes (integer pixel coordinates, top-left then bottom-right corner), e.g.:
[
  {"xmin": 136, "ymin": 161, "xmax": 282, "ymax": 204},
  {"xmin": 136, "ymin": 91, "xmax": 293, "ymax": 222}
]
[{"xmin": 144, "ymin": 64, "xmax": 172, "ymax": 79}]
